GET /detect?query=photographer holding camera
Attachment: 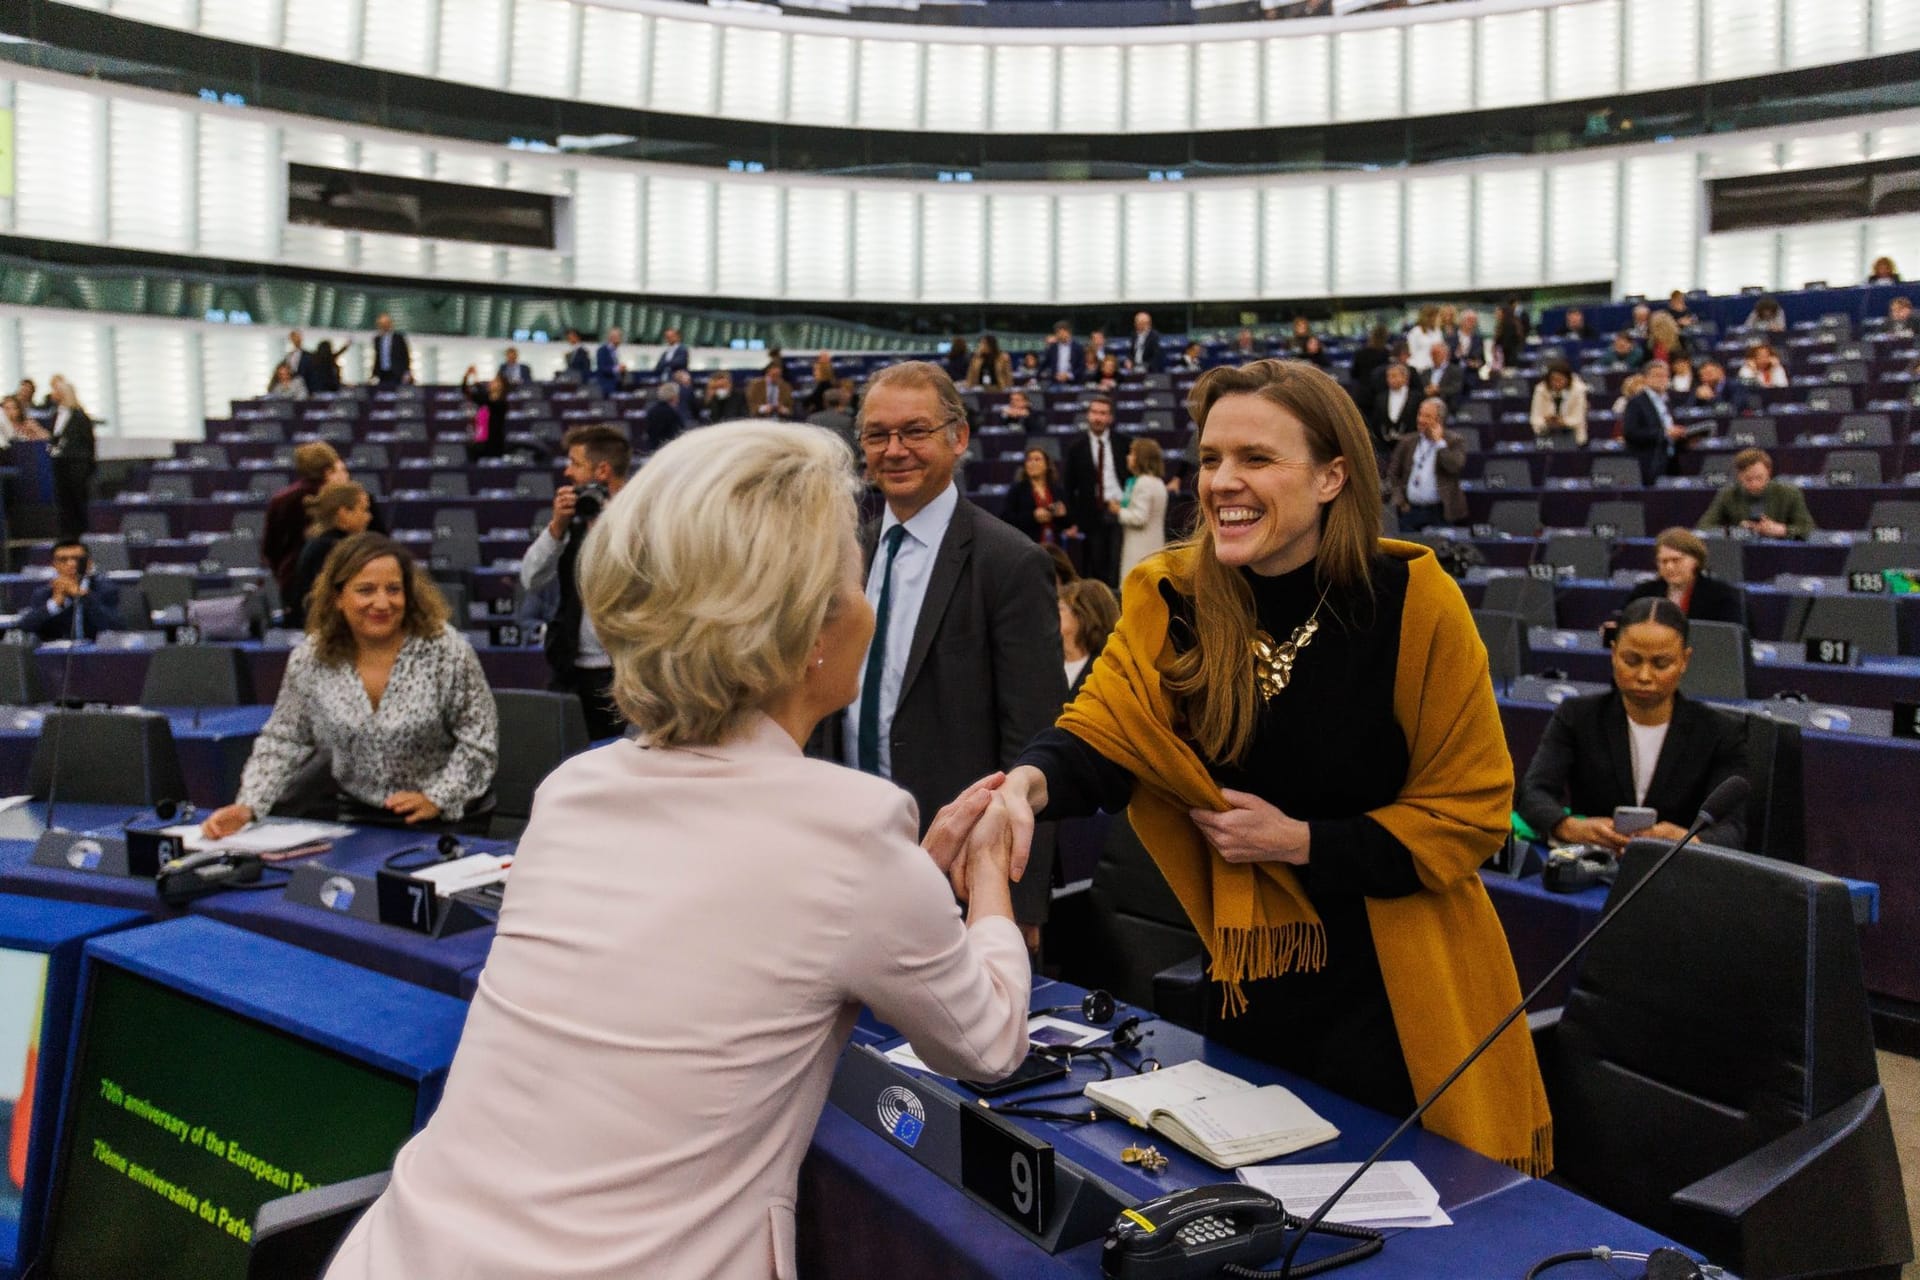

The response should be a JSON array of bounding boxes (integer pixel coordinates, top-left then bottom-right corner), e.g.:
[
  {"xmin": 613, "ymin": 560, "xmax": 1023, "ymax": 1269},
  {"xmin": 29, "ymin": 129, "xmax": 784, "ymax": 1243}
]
[{"xmin": 520, "ymin": 424, "xmax": 632, "ymax": 741}]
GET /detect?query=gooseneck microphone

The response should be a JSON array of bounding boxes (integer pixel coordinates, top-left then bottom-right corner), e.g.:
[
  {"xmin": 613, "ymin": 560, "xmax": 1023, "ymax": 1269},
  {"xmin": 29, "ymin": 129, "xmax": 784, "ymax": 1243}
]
[{"xmin": 1269, "ymin": 776, "xmax": 1751, "ymax": 1278}]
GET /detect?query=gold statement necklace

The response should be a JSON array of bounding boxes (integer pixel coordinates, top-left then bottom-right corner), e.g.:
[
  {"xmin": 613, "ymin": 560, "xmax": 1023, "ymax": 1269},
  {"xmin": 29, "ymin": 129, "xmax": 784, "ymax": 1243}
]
[{"xmin": 1250, "ymin": 585, "xmax": 1330, "ymax": 700}]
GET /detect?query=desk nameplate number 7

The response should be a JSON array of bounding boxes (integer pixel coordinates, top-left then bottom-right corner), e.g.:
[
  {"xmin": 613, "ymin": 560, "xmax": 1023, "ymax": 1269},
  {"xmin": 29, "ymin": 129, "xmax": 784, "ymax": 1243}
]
[{"xmin": 375, "ymin": 868, "xmax": 439, "ymax": 934}]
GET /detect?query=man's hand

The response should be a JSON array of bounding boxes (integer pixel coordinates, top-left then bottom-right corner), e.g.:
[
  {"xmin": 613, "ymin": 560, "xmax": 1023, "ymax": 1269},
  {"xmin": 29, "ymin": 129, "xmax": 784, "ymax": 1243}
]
[
  {"xmin": 1190, "ymin": 789, "xmax": 1310, "ymax": 865},
  {"xmin": 1753, "ymin": 517, "xmax": 1788, "ymax": 539},
  {"xmin": 548, "ymin": 486, "xmax": 578, "ymax": 539},
  {"xmin": 921, "ymin": 773, "xmax": 1003, "ymax": 878},
  {"xmin": 385, "ymin": 792, "xmax": 443, "ymax": 825}
]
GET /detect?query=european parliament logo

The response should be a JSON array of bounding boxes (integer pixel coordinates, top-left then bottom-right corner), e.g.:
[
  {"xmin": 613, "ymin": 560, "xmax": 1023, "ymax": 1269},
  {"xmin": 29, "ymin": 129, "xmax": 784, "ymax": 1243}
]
[{"xmin": 876, "ymin": 1085, "xmax": 926, "ymax": 1149}]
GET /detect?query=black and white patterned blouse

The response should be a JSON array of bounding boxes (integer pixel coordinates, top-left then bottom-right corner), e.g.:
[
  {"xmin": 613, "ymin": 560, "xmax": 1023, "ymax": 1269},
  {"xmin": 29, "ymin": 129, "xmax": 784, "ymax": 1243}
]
[{"xmin": 237, "ymin": 625, "xmax": 499, "ymax": 820}]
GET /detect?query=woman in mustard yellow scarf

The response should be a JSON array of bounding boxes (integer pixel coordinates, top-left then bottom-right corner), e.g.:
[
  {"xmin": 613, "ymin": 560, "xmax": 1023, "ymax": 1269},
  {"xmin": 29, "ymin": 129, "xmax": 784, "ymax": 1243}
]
[{"xmin": 986, "ymin": 359, "xmax": 1552, "ymax": 1175}]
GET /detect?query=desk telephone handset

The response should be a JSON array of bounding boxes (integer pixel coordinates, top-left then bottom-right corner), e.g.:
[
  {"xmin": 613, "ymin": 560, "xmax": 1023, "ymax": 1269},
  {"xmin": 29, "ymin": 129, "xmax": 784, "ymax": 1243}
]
[
  {"xmin": 1102, "ymin": 1184, "xmax": 1381, "ymax": 1280},
  {"xmin": 156, "ymin": 849, "xmax": 264, "ymax": 905}
]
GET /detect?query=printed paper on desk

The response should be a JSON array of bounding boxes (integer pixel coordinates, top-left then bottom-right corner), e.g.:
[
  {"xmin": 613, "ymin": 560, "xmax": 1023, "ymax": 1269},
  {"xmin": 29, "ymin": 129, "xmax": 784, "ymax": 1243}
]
[
  {"xmin": 1237, "ymin": 1161, "xmax": 1451, "ymax": 1229},
  {"xmin": 1026, "ymin": 1015, "xmax": 1106, "ymax": 1049},
  {"xmin": 162, "ymin": 819, "xmax": 354, "ymax": 855}
]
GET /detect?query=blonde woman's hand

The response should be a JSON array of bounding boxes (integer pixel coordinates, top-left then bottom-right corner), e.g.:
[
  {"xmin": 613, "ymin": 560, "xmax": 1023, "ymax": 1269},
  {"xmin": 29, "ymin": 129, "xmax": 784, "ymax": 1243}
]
[
  {"xmin": 964, "ymin": 795, "xmax": 1015, "ymax": 900},
  {"xmin": 921, "ymin": 772, "xmax": 1003, "ymax": 878}
]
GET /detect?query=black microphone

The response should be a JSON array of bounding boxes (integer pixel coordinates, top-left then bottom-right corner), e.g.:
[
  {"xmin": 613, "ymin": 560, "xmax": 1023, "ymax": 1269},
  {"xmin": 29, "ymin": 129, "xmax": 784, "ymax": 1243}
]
[
  {"xmin": 41, "ymin": 596, "xmax": 87, "ymax": 836},
  {"xmin": 1273, "ymin": 776, "xmax": 1751, "ymax": 1277}
]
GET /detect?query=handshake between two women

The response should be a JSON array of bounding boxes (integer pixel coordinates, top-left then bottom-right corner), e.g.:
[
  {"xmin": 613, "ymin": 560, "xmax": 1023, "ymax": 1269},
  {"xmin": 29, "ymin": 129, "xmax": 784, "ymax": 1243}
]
[{"xmin": 917, "ymin": 768, "xmax": 1052, "ymax": 928}]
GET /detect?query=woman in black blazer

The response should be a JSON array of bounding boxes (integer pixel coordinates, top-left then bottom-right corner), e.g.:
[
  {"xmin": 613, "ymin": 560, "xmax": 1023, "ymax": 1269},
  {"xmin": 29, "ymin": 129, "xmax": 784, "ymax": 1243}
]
[
  {"xmin": 1058, "ymin": 578, "xmax": 1117, "ymax": 700},
  {"xmin": 1518, "ymin": 597, "xmax": 1748, "ymax": 852},
  {"xmin": 1622, "ymin": 526, "xmax": 1745, "ymax": 627},
  {"xmin": 47, "ymin": 376, "xmax": 95, "ymax": 541},
  {"xmin": 1002, "ymin": 447, "xmax": 1067, "ymax": 543}
]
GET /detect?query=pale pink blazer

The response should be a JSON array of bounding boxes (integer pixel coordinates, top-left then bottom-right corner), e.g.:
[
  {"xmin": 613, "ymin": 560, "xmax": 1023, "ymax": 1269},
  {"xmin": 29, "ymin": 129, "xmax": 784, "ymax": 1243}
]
[{"xmin": 327, "ymin": 715, "xmax": 1030, "ymax": 1280}]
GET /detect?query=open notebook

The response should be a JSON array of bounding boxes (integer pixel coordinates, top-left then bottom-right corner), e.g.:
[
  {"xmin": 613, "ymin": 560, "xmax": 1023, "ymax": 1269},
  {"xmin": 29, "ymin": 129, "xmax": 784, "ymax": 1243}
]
[{"xmin": 1084, "ymin": 1060, "xmax": 1338, "ymax": 1169}]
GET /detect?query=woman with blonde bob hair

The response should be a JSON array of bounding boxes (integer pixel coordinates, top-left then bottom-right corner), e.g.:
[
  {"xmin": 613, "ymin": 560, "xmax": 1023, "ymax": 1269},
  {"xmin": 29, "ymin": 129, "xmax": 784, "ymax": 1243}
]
[
  {"xmin": 325, "ymin": 422, "xmax": 1031, "ymax": 1280},
  {"xmin": 977, "ymin": 359, "xmax": 1554, "ymax": 1177}
]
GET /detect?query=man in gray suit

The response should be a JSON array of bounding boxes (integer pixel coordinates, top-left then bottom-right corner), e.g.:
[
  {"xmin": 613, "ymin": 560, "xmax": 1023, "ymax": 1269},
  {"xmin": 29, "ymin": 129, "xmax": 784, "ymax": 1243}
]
[{"xmin": 833, "ymin": 361, "xmax": 1066, "ymax": 939}]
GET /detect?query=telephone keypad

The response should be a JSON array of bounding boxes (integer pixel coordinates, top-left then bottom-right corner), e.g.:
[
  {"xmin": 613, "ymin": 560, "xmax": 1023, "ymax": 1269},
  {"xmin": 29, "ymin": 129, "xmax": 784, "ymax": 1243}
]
[{"xmin": 1174, "ymin": 1215, "xmax": 1238, "ymax": 1247}]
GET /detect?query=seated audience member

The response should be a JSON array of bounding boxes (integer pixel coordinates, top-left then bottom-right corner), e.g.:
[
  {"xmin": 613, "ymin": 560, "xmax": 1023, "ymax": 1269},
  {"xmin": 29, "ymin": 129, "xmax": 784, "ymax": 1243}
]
[
  {"xmin": 1628, "ymin": 303, "xmax": 1652, "ymax": 339},
  {"xmin": 202, "ymin": 534, "xmax": 497, "ymax": 837},
  {"xmin": 1348, "ymin": 324, "xmax": 1391, "ymax": 391},
  {"xmin": 1737, "ymin": 342, "xmax": 1789, "ymax": 388},
  {"xmin": 998, "ymin": 389, "xmax": 1040, "ymax": 431},
  {"xmin": 1558, "ymin": 307, "xmax": 1592, "ymax": 343},
  {"xmin": 1517, "ymin": 597, "xmax": 1747, "ymax": 852},
  {"xmin": 1116, "ymin": 437, "xmax": 1168, "ymax": 579},
  {"xmin": 462, "ymin": 366, "xmax": 511, "ymax": 461},
  {"xmin": 1003, "ymin": 447, "xmax": 1067, "ymax": 544},
  {"xmin": 702, "ymin": 372, "xmax": 748, "ymax": 423},
  {"xmin": 1387, "ymin": 397, "xmax": 1467, "ymax": 532},
  {"xmin": 966, "ymin": 335, "xmax": 1012, "ymax": 390},
  {"xmin": 1044, "ymin": 542, "xmax": 1077, "ymax": 587},
  {"xmin": 18, "ymin": 540, "xmax": 119, "ymax": 640},
  {"xmin": 1529, "ymin": 362, "xmax": 1589, "ymax": 446},
  {"xmin": 1696, "ymin": 447, "xmax": 1815, "ymax": 540},
  {"xmin": 267, "ymin": 364, "xmax": 309, "ymax": 400},
  {"xmin": 262, "ymin": 443, "xmax": 348, "ymax": 598},
  {"xmin": 1622, "ymin": 527, "xmax": 1744, "ymax": 626},
  {"xmin": 1869, "ymin": 255, "xmax": 1901, "ymax": 284},
  {"xmin": 1884, "ymin": 296, "xmax": 1914, "ymax": 337},
  {"xmin": 1298, "ymin": 335, "xmax": 1331, "ymax": 368},
  {"xmin": 1287, "ymin": 315, "xmax": 1315, "ymax": 355},
  {"xmin": 805, "ymin": 385, "xmax": 857, "ymax": 455},
  {"xmin": 1667, "ymin": 354, "xmax": 1695, "ymax": 396},
  {"xmin": 1059, "ymin": 578, "xmax": 1119, "ymax": 698},
  {"xmin": 1016, "ymin": 352, "xmax": 1043, "ymax": 385},
  {"xmin": 1666, "ymin": 289, "xmax": 1697, "ymax": 328},
  {"xmin": 1744, "ymin": 296, "xmax": 1786, "ymax": 332},
  {"xmin": 1638, "ymin": 312, "xmax": 1688, "ymax": 368},
  {"xmin": 1093, "ymin": 353, "xmax": 1122, "ymax": 391},
  {"xmin": 1231, "ymin": 327, "xmax": 1260, "ymax": 360},
  {"xmin": 1605, "ymin": 331, "xmax": 1643, "ymax": 368},
  {"xmin": 1, "ymin": 396, "xmax": 49, "ymax": 444},
  {"xmin": 1369, "ymin": 362, "xmax": 1419, "ymax": 456},
  {"xmin": 1173, "ymin": 341, "xmax": 1204, "ymax": 373},
  {"xmin": 286, "ymin": 482, "xmax": 374, "ymax": 625},
  {"xmin": 1691, "ymin": 360, "xmax": 1728, "ymax": 405},
  {"xmin": 323, "ymin": 424, "xmax": 1029, "ymax": 1280}
]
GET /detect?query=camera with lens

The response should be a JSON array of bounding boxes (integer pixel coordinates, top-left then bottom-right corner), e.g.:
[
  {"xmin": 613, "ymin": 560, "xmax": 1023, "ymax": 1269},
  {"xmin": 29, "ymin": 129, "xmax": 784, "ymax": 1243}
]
[{"xmin": 571, "ymin": 482, "xmax": 610, "ymax": 530}]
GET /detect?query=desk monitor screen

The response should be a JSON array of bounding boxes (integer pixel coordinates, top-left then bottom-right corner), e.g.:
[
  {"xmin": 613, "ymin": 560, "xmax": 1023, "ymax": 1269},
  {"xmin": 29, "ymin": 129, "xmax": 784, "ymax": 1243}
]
[
  {"xmin": 0, "ymin": 948, "xmax": 49, "ymax": 1260},
  {"xmin": 41, "ymin": 963, "xmax": 418, "ymax": 1279}
]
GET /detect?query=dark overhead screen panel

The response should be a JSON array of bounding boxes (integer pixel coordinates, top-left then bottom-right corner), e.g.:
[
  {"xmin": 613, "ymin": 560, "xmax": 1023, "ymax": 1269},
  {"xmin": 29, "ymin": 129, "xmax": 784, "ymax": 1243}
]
[
  {"xmin": 288, "ymin": 163, "xmax": 560, "ymax": 250},
  {"xmin": 1709, "ymin": 155, "xmax": 1920, "ymax": 233}
]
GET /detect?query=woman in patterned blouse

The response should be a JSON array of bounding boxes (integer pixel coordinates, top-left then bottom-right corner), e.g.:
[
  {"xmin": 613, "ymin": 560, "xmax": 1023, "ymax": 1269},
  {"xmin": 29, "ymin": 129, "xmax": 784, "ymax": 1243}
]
[{"xmin": 200, "ymin": 533, "xmax": 498, "ymax": 837}]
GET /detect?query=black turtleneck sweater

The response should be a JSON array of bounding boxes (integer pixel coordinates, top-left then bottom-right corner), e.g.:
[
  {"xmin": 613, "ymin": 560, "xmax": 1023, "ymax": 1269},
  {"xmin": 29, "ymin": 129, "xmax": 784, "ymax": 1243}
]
[{"xmin": 1017, "ymin": 555, "xmax": 1422, "ymax": 1112}]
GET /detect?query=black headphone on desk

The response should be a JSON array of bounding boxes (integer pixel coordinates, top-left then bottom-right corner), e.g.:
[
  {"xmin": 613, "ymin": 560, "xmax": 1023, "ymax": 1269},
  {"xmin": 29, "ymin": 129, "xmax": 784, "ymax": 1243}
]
[
  {"xmin": 1032, "ymin": 989, "xmax": 1116, "ymax": 1025},
  {"xmin": 383, "ymin": 832, "xmax": 465, "ymax": 872}
]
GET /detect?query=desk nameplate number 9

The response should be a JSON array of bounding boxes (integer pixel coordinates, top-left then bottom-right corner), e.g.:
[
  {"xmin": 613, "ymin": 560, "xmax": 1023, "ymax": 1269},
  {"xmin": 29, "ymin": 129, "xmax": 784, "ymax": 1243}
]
[
  {"xmin": 375, "ymin": 868, "xmax": 439, "ymax": 934},
  {"xmin": 958, "ymin": 1102, "xmax": 1053, "ymax": 1236}
]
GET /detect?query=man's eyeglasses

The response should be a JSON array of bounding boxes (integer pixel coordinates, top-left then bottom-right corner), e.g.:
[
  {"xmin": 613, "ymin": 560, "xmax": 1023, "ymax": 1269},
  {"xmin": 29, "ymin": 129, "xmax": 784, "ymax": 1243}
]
[{"xmin": 860, "ymin": 425, "xmax": 949, "ymax": 451}]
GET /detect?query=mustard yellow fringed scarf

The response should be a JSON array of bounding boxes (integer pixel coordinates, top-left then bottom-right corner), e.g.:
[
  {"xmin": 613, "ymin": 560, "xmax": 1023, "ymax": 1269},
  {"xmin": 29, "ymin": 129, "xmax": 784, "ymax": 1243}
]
[{"xmin": 1057, "ymin": 539, "xmax": 1553, "ymax": 1176}]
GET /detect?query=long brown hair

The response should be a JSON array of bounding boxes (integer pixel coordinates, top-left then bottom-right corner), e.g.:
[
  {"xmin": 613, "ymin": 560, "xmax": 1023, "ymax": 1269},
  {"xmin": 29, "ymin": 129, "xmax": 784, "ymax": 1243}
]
[
  {"xmin": 1166, "ymin": 359, "xmax": 1382, "ymax": 765},
  {"xmin": 306, "ymin": 533, "xmax": 449, "ymax": 665}
]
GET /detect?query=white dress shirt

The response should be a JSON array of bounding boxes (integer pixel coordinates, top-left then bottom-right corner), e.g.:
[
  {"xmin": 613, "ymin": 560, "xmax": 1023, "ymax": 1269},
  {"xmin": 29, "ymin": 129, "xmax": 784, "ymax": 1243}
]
[
  {"xmin": 1407, "ymin": 437, "xmax": 1443, "ymax": 506},
  {"xmin": 1089, "ymin": 429, "xmax": 1125, "ymax": 505},
  {"xmin": 520, "ymin": 528, "xmax": 609, "ymax": 669},
  {"xmin": 1053, "ymin": 342, "xmax": 1073, "ymax": 377},
  {"xmin": 1627, "ymin": 718, "xmax": 1670, "ymax": 806},
  {"xmin": 1386, "ymin": 385, "xmax": 1409, "ymax": 426},
  {"xmin": 843, "ymin": 482, "xmax": 959, "ymax": 778}
]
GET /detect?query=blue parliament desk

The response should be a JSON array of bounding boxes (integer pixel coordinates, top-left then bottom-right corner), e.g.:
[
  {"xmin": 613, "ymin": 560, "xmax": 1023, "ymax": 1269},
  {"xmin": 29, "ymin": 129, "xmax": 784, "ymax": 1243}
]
[
  {"xmin": 0, "ymin": 706, "xmax": 271, "ymax": 809},
  {"xmin": 801, "ymin": 981, "xmax": 1688, "ymax": 1278},
  {"xmin": 0, "ymin": 804, "xmax": 497, "ymax": 997},
  {"xmin": 1523, "ymin": 627, "xmax": 1920, "ymax": 709}
]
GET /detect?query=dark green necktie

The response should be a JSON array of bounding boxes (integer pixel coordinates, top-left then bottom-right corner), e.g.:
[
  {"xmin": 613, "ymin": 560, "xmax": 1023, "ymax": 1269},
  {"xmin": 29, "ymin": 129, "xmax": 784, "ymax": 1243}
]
[{"xmin": 857, "ymin": 525, "xmax": 908, "ymax": 775}]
